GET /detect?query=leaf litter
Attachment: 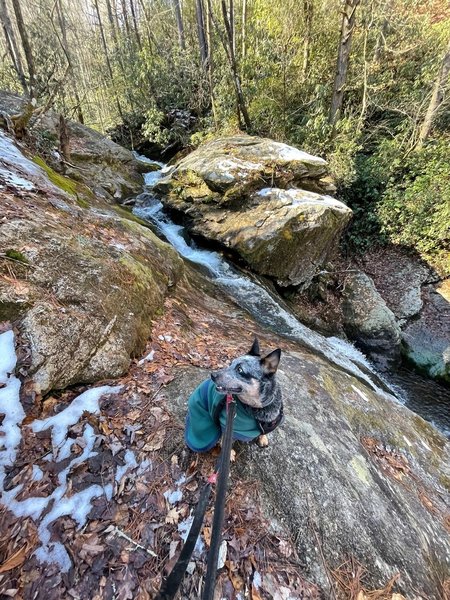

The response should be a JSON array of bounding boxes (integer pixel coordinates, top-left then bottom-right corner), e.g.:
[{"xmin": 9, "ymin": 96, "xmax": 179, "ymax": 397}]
[{"xmin": 0, "ymin": 277, "xmax": 418, "ymax": 598}]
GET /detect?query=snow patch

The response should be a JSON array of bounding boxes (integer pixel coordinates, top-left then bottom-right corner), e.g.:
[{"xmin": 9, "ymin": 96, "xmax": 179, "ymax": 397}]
[
  {"xmin": 138, "ymin": 349, "xmax": 155, "ymax": 365},
  {"xmin": 115, "ymin": 449, "xmax": 138, "ymax": 482},
  {"xmin": 32, "ymin": 465, "xmax": 44, "ymax": 481},
  {"xmin": 0, "ymin": 342, "xmax": 125, "ymax": 573},
  {"xmin": 273, "ymin": 142, "xmax": 327, "ymax": 164},
  {"xmin": 0, "ymin": 331, "xmax": 25, "ymax": 486},
  {"xmin": 178, "ymin": 513, "xmax": 205, "ymax": 556},
  {"xmin": 32, "ymin": 385, "xmax": 122, "ymax": 453},
  {"xmin": 0, "ymin": 166, "xmax": 34, "ymax": 190}
]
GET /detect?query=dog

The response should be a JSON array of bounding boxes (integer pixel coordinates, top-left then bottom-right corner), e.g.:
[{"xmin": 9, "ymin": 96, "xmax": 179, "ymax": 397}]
[{"xmin": 185, "ymin": 338, "xmax": 283, "ymax": 452}]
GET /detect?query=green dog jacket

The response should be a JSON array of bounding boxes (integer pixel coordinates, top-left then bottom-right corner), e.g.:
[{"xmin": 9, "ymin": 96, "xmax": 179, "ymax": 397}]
[{"xmin": 185, "ymin": 379, "xmax": 262, "ymax": 452}]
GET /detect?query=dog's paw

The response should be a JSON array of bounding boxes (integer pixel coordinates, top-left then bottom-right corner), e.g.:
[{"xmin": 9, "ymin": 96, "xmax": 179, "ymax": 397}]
[{"xmin": 256, "ymin": 434, "xmax": 269, "ymax": 448}]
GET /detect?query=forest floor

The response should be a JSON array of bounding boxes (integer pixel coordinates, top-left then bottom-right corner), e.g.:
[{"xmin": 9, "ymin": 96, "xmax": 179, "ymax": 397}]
[{"xmin": 0, "ymin": 274, "xmax": 412, "ymax": 599}]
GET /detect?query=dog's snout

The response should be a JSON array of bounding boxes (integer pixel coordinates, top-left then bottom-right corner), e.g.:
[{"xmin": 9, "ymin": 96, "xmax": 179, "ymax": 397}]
[{"xmin": 211, "ymin": 371, "xmax": 218, "ymax": 381}]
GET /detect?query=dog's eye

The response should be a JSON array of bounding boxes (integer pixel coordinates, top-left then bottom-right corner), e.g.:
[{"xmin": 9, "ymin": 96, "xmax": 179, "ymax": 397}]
[{"xmin": 237, "ymin": 365, "xmax": 244, "ymax": 375}]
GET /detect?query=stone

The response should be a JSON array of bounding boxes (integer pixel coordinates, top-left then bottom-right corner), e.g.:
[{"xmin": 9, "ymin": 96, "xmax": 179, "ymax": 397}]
[
  {"xmin": 0, "ymin": 90, "xmax": 143, "ymax": 201},
  {"xmin": 402, "ymin": 281, "xmax": 450, "ymax": 382},
  {"xmin": 165, "ymin": 351, "xmax": 450, "ymax": 599},
  {"xmin": 0, "ymin": 131, "xmax": 182, "ymax": 393},
  {"xmin": 341, "ymin": 271, "xmax": 401, "ymax": 362},
  {"xmin": 156, "ymin": 134, "xmax": 351, "ymax": 287}
]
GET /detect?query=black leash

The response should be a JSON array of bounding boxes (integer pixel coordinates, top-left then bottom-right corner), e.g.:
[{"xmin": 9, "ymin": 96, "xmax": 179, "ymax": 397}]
[
  {"xmin": 155, "ymin": 394, "xmax": 236, "ymax": 600},
  {"xmin": 202, "ymin": 396, "xmax": 236, "ymax": 600}
]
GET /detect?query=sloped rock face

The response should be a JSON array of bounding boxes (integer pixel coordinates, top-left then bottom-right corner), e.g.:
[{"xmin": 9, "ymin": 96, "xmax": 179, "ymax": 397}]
[
  {"xmin": 166, "ymin": 352, "xmax": 450, "ymax": 598},
  {"xmin": 156, "ymin": 134, "xmax": 350, "ymax": 287},
  {"xmin": 341, "ymin": 271, "xmax": 402, "ymax": 363},
  {"xmin": 0, "ymin": 131, "xmax": 182, "ymax": 393},
  {"xmin": 0, "ymin": 90, "xmax": 143, "ymax": 201},
  {"xmin": 402, "ymin": 280, "xmax": 450, "ymax": 382}
]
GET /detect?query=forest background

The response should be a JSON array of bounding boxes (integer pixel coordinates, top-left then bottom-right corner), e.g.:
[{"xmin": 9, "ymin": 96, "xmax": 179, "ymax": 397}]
[{"xmin": 0, "ymin": 0, "xmax": 449, "ymax": 272}]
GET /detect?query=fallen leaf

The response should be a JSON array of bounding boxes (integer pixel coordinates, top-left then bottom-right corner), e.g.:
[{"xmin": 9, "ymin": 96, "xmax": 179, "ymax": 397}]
[
  {"xmin": 166, "ymin": 507, "xmax": 181, "ymax": 525},
  {"xmin": 0, "ymin": 545, "xmax": 28, "ymax": 573}
]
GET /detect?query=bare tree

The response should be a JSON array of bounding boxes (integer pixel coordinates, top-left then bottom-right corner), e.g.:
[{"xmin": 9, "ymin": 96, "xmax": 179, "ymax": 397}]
[
  {"xmin": 93, "ymin": 0, "xmax": 124, "ymax": 119},
  {"xmin": 217, "ymin": 0, "xmax": 251, "ymax": 129},
  {"xmin": 196, "ymin": 0, "xmax": 208, "ymax": 66},
  {"xmin": 129, "ymin": 0, "xmax": 142, "ymax": 49},
  {"xmin": 54, "ymin": 0, "xmax": 84, "ymax": 123},
  {"xmin": 302, "ymin": 0, "xmax": 313, "ymax": 79},
  {"xmin": 329, "ymin": 0, "xmax": 361, "ymax": 127},
  {"xmin": 0, "ymin": 0, "xmax": 27, "ymax": 93},
  {"xmin": 173, "ymin": 0, "xmax": 185, "ymax": 50},
  {"xmin": 11, "ymin": 0, "xmax": 36, "ymax": 98},
  {"xmin": 416, "ymin": 39, "xmax": 450, "ymax": 149},
  {"xmin": 241, "ymin": 0, "xmax": 247, "ymax": 60}
]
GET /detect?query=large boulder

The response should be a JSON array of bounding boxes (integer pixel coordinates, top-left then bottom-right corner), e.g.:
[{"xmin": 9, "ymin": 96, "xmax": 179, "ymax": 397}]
[
  {"xmin": 0, "ymin": 90, "xmax": 143, "ymax": 201},
  {"xmin": 156, "ymin": 134, "xmax": 351, "ymax": 287},
  {"xmin": 166, "ymin": 352, "xmax": 450, "ymax": 598},
  {"xmin": 402, "ymin": 280, "xmax": 450, "ymax": 382},
  {"xmin": 0, "ymin": 131, "xmax": 182, "ymax": 393},
  {"xmin": 341, "ymin": 271, "xmax": 402, "ymax": 363}
]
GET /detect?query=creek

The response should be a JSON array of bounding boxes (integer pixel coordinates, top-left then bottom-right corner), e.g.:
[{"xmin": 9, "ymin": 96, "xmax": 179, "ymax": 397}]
[{"xmin": 133, "ymin": 162, "xmax": 450, "ymax": 437}]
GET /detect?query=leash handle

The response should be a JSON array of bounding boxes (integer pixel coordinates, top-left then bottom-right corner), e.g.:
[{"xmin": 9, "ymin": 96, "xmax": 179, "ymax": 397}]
[{"xmin": 202, "ymin": 394, "xmax": 236, "ymax": 600}]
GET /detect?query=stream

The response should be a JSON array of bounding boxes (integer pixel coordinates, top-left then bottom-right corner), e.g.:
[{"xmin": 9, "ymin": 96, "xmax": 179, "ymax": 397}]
[{"xmin": 133, "ymin": 162, "xmax": 450, "ymax": 437}]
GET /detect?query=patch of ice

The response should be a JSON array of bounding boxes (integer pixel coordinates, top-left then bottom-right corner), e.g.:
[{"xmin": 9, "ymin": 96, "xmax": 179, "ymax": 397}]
[
  {"xmin": 115, "ymin": 449, "xmax": 138, "ymax": 482},
  {"xmin": 138, "ymin": 349, "xmax": 155, "ymax": 365},
  {"xmin": 32, "ymin": 465, "xmax": 44, "ymax": 481},
  {"xmin": 35, "ymin": 541, "xmax": 72, "ymax": 572},
  {"xmin": 175, "ymin": 475, "xmax": 186, "ymax": 486},
  {"xmin": 32, "ymin": 385, "xmax": 122, "ymax": 453}
]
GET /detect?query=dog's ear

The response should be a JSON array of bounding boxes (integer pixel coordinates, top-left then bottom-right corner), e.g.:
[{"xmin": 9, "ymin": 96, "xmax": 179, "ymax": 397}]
[
  {"xmin": 248, "ymin": 336, "xmax": 261, "ymax": 357},
  {"xmin": 261, "ymin": 349, "xmax": 281, "ymax": 375}
]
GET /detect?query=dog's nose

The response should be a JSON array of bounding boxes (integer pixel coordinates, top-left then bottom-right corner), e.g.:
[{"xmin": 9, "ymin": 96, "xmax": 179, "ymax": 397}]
[{"xmin": 211, "ymin": 372, "xmax": 217, "ymax": 381}]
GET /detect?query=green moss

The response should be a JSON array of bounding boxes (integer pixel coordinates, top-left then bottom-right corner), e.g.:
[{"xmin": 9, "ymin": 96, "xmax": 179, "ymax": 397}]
[
  {"xmin": 112, "ymin": 204, "xmax": 151, "ymax": 227},
  {"xmin": 5, "ymin": 249, "xmax": 29, "ymax": 264},
  {"xmin": 76, "ymin": 198, "xmax": 90, "ymax": 209},
  {"xmin": 32, "ymin": 156, "xmax": 79, "ymax": 195}
]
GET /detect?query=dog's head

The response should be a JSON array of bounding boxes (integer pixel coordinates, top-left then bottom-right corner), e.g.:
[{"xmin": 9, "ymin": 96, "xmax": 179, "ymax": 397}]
[{"xmin": 210, "ymin": 338, "xmax": 281, "ymax": 408}]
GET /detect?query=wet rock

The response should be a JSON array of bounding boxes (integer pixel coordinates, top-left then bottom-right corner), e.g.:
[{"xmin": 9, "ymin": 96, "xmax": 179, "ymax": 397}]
[
  {"xmin": 402, "ymin": 280, "xmax": 450, "ymax": 382},
  {"xmin": 0, "ymin": 132, "xmax": 182, "ymax": 393},
  {"xmin": 165, "ymin": 353, "xmax": 450, "ymax": 598},
  {"xmin": 156, "ymin": 134, "xmax": 351, "ymax": 287},
  {"xmin": 0, "ymin": 90, "xmax": 143, "ymax": 201},
  {"xmin": 341, "ymin": 271, "xmax": 401, "ymax": 363}
]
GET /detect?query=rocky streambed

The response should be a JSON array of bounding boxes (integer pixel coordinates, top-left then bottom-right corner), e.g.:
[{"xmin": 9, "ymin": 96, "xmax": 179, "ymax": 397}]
[{"xmin": 0, "ymin": 120, "xmax": 449, "ymax": 598}]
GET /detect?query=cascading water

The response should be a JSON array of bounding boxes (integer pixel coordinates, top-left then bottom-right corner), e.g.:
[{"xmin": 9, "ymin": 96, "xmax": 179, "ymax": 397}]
[{"xmin": 133, "ymin": 162, "xmax": 449, "ymax": 435}]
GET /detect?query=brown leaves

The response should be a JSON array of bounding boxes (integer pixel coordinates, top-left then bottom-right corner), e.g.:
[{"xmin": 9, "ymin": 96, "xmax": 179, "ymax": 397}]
[{"xmin": 0, "ymin": 544, "xmax": 28, "ymax": 573}]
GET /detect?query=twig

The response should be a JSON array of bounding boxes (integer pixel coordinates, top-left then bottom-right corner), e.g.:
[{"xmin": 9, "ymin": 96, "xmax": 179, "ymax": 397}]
[{"xmin": 105, "ymin": 525, "xmax": 157, "ymax": 558}]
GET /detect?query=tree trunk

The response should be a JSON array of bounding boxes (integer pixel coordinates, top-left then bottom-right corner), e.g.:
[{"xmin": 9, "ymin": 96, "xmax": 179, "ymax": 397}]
[
  {"xmin": 241, "ymin": 0, "xmax": 247, "ymax": 60},
  {"xmin": 219, "ymin": 0, "xmax": 251, "ymax": 129},
  {"xmin": 59, "ymin": 113, "xmax": 71, "ymax": 163},
  {"xmin": 174, "ymin": 0, "xmax": 185, "ymax": 50},
  {"xmin": 10, "ymin": 0, "xmax": 36, "ymax": 98},
  {"xmin": 328, "ymin": 0, "xmax": 361, "ymax": 127},
  {"xmin": 229, "ymin": 0, "xmax": 235, "ymax": 57},
  {"xmin": 93, "ymin": 0, "xmax": 124, "ymax": 119},
  {"xmin": 129, "ymin": 0, "xmax": 142, "ymax": 49},
  {"xmin": 302, "ymin": 0, "xmax": 313, "ymax": 79},
  {"xmin": 196, "ymin": 0, "xmax": 208, "ymax": 66},
  {"xmin": 205, "ymin": 0, "xmax": 217, "ymax": 126},
  {"xmin": 416, "ymin": 39, "xmax": 450, "ymax": 149},
  {"xmin": 0, "ymin": 0, "xmax": 27, "ymax": 94},
  {"xmin": 120, "ymin": 0, "xmax": 131, "ymax": 36},
  {"xmin": 55, "ymin": 0, "xmax": 84, "ymax": 123}
]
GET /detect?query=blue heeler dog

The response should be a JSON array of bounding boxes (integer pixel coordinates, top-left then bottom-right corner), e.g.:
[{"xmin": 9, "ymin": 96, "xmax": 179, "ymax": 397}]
[{"xmin": 185, "ymin": 338, "xmax": 284, "ymax": 452}]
